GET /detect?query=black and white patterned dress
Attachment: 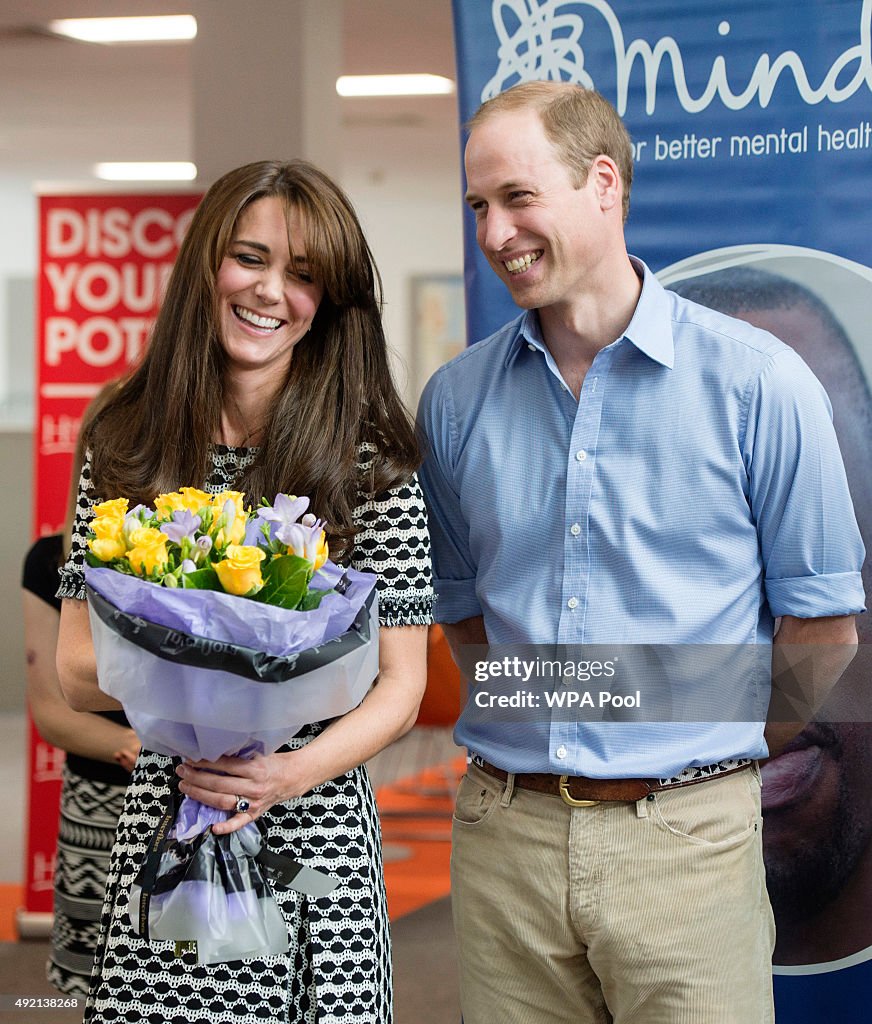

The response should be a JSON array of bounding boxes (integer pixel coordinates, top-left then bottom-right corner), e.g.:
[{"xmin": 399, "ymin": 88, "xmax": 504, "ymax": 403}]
[{"xmin": 58, "ymin": 444, "xmax": 434, "ymax": 1024}]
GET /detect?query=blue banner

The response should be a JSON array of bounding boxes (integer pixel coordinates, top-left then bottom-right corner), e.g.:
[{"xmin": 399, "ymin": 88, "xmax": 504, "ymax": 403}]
[{"xmin": 451, "ymin": 1, "xmax": 872, "ymax": 1018}]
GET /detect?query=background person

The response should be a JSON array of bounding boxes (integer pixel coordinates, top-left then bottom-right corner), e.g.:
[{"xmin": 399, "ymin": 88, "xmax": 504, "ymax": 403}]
[
  {"xmin": 418, "ymin": 81, "xmax": 864, "ymax": 1023},
  {"xmin": 671, "ymin": 266, "xmax": 872, "ymax": 971},
  {"xmin": 22, "ymin": 538, "xmax": 138, "ymax": 996},
  {"xmin": 55, "ymin": 159, "xmax": 432, "ymax": 1024},
  {"xmin": 22, "ymin": 382, "xmax": 139, "ymax": 997}
]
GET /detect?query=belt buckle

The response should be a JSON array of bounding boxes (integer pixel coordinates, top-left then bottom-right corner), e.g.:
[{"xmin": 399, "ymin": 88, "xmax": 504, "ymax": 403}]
[{"xmin": 559, "ymin": 775, "xmax": 599, "ymax": 807}]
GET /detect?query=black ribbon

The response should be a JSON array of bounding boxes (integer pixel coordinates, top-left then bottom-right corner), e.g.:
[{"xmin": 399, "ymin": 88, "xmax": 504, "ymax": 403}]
[
  {"xmin": 86, "ymin": 582, "xmax": 374, "ymax": 683},
  {"xmin": 134, "ymin": 772, "xmax": 183, "ymax": 941},
  {"xmin": 132, "ymin": 774, "xmax": 329, "ymax": 942}
]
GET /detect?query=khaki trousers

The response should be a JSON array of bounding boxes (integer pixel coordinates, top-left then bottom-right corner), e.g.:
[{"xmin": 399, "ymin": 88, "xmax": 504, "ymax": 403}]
[{"xmin": 451, "ymin": 762, "xmax": 775, "ymax": 1024}]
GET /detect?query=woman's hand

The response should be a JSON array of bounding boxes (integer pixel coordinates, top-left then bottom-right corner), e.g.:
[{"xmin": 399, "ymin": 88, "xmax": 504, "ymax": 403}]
[
  {"xmin": 175, "ymin": 750, "xmax": 316, "ymax": 836},
  {"xmin": 175, "ymin": 623, "xmax": 428, "ymax": 836}
]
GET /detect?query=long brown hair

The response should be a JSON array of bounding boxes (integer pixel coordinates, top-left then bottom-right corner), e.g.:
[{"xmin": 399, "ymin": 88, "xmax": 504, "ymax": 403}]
[{"xmin": 85, "ymin": 160, "xmax": 419, "ymax": 556}]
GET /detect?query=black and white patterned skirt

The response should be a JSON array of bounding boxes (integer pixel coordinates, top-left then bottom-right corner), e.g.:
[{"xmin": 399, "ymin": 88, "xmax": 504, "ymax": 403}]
[
  {"xmin": 84, "ymin": 727, "xmax": 392, "ymax": 1024},
  {"xmin": 48, "ymin": 766, "xmax": 127, "ymax": 997}
]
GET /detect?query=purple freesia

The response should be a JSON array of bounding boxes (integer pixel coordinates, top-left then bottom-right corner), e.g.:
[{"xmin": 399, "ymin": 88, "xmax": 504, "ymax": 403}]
[
  {"xmin": 256, "ymin": 494, "xmax": 309, "ymax": 544},
  {"xmin": 160, "ymin": 509, "xmax": 202, "ymax": 544},
  {"xmin": 243, "ymin": 517, "xmax": 264, "ymax": 546},
  {"xmin": 281, "ymin": 519, "xmax": 325, "ymax": 561}
]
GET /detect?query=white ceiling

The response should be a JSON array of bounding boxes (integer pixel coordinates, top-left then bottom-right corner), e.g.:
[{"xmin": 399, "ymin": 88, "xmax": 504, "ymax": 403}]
[{"xmin": 0, "ymin": 0, "xmax": 461, "ymax": 182}]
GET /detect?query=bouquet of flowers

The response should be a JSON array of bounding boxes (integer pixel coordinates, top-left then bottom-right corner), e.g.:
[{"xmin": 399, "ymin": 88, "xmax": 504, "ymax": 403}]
[{"xmin": 84, "ymin": 489, "xmax": 379, "ymax": 964}]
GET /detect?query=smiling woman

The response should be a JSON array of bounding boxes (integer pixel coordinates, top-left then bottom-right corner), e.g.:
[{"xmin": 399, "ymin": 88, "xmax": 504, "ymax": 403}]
[
  {"xmin": 54, "ymin": 160, "xmax": 433, "ymax": 1024},
  {"xmin": 216, "ymin": 197, "xmax": 323, "ymax": 403}
]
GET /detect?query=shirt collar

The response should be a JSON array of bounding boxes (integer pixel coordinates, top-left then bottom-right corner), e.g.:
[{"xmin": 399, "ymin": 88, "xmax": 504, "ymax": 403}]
[
  {"xmin": 504, "ymin": 310, "xmax": 546, "ymax": 368},
  {"xmin": 622, "ymin": 257, "xmax": 674, "ymax": 369},
  {"xmin": 505, "ymin": 256, "xmax": 675, "ymax": 370}
]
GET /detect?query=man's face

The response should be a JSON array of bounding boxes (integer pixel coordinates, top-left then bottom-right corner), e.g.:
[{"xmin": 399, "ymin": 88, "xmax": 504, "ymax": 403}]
[
  {"xmin": 464, "ymin": 107, "xmax": 611, "ymax": 314},
  {"xmin": 733, "ymin": 301, "xmax": 872, "ymax": 925}
]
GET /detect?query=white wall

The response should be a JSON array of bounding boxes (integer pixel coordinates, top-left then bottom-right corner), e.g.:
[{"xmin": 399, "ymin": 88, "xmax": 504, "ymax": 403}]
[
  {"xmin": 0, "ymin": 174, "xmax": 40, "ymax": 426},
  {"xmin": 348, "ymin": 168, "xmax": 465, "ymax": 410}
]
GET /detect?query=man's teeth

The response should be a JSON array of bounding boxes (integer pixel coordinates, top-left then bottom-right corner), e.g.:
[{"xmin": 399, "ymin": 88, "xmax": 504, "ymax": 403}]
[
  {"xmin": 504, "ymin": 252, "xmax": 542, "ymax": 274},
  {"xmin": 234, "ymin": 306, "xmax": 282, "ymax": 329}
]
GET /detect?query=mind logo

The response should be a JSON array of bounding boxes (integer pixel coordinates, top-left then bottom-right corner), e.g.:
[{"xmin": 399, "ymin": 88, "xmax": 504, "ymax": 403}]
[{"xmin": 483, "ymin": 0, "xmax": 872, "ymax": 115}]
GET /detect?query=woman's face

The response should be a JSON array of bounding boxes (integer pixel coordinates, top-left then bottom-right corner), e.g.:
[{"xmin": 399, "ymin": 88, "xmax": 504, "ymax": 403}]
[{"xmin": 215, "ymin": 195, "xmax": 323, "ymax": 379}]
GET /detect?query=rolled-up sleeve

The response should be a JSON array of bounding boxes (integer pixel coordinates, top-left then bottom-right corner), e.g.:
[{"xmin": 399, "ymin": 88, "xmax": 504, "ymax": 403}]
[
  {"xmin": 744, "ymin": 348, "xmax": 866, "ymax": 618},
  {"xmin": 417, "ymin": 369, "xmax": 481, "ymax": 623}
]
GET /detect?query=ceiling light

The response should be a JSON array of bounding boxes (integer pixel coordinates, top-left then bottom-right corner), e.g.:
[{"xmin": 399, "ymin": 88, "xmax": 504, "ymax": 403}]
[
  {"xmin": 336, "ymin": 74, "xmax": 455, "ymax": 97},
  {"xmin": 48, "ymin": 16, "xmax": 197, "ymax": 44},
  {"xmin": 94, "ymin": 162, "xmax": 197, "ymax": 181}
]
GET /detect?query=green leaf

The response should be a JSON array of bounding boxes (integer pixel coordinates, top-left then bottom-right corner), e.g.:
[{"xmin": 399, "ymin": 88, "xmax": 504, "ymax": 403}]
[
  {"xmin": 257, "ymin": 554, "xmax": 312, "ymax": 610},
  {"xmin": 297, "ymin": 588, "xmax": 333, "ymax": 612},
  {"xmin": 180, "ymin": 567, "xmax": 223, "ymax": 591}
]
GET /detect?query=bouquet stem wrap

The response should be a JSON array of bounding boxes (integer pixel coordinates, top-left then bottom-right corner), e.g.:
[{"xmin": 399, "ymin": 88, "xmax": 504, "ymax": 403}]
[{"xmin": 85, "ymin": 562, "xmax": 379, "ymax": 964}]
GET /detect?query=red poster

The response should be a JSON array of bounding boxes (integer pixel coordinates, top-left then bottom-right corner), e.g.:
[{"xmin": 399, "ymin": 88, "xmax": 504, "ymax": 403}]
[{"xmin": 25, "ymin": 192, "xmax": 201, "ymax": 921}]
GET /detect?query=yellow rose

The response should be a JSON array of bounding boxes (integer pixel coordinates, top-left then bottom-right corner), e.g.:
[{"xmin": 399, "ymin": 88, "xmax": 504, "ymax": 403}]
[
  {"xmin": 179, "ymin": 487, "xmax": 213, "ymax": 512},
  {"xmin": 212, "ymin": 490, "xmax": 246, "ymax": 511},
  {"xmin": 214, "ymin": 544, "xmax": 265, "ymax": 596},
  {"xmin": 155, "ymin": 487, "xmax": 212, "ymax": 520},
  {"xmin": 154, "ymin": 491, "xmax": 186, "ymax": 517},
  {"xmin": 92, "ymin": 497, "xmax": 129, "ymax": 520},
  {"xmin": 92, "ymin": 515, "xmax": 124, "ymax": 541},
  {"xmin": 126, "ymin": 526, "xmax": 170, "ymax": 576},
  {"xmin": 88, "ymin": 515, "xmax": 127, "ymax": 562},
  {"xmin": 88, "ymin": 537, "xmax": 126, "ymax": 562}
]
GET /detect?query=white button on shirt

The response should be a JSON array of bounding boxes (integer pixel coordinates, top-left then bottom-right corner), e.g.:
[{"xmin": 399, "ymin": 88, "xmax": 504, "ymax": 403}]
[
  {"xmin": 575, "ymin": 449, "xmax": 587, "ymax": 462},
  {"xmin": 570, "ymin": 523, "xmax": 581, "ymax": 536},
  {"xmin": 567, "ymin": 597, "xmax": 579, "ymax": 609},
  {"xmin": 555, "ymin": 746, "xmax": 567, "ymax": 760}
]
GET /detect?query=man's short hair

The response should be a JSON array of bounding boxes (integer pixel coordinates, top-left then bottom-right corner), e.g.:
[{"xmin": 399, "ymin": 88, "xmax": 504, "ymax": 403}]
[{"xmin": 467, "ymin": 81, "xmax": 634, "ymax": 222}]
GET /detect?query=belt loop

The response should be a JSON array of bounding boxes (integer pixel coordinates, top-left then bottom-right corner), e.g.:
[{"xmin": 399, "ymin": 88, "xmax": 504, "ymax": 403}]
[
  {"xmin": 500, "ymin": 772, "xmax": 516, "ymax": 807},
  {"xmin": 635, "ymin": 795, "xmax": 650, "ymax": 819}
]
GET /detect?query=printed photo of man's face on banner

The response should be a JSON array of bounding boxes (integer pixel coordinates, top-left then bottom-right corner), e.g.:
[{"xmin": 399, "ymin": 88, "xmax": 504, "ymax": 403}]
[{"xmin": 661, "ymin": 245, "xmax": 872, "ymax": 971}]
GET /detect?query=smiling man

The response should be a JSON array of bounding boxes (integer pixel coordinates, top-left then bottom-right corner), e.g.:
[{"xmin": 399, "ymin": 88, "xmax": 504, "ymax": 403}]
[{"xmin": 417, "ymin": 82, "xmax": 866, "ymax": 1024}]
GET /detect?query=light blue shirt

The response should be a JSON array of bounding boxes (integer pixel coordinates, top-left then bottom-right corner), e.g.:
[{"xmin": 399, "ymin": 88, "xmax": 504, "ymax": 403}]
[{"xmin": 417, "ymin": 259, "xmax": 866, "ymax": 777}]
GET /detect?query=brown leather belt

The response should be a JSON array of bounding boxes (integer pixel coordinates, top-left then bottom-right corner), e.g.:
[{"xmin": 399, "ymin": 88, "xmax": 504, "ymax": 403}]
[{"xmin": 474, "ymin": 758, "xmax": 752, "ymax": 807}]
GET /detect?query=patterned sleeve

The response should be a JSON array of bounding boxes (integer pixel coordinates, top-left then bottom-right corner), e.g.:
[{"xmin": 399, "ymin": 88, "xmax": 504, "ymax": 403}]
[
  {"xmin": 352, "ymin": 445, "xmax": 434, "ymax": 628},
  {"xmin": 57, "ymin": 449, "xmax": 102, "ymax": 601}
]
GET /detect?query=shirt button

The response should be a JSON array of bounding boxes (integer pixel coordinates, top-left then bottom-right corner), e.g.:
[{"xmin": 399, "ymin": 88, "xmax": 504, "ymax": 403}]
[
  {"xmin": 575, "ymin": 449, "xmax": 587, "ymax": 462},
  {"xmin": 570, "ymin": 523, "xmax": 581, "ymax": 536},
  {"xmin": 556, "ymin": 745, "xmax": 567, "ymax": 759},
  {"xmin": 527, "ymin": 343, "xmax": 536, "ymax": 351},
  {"xmin": 567, "ymin": 597, "xmax": 579, "ymax": 609}
]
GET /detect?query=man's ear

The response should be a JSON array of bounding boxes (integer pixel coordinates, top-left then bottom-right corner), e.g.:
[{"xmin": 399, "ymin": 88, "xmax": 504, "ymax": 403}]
[{"xmin": 590, "ymin": 154, "xmax": 622, "ymax": 214}]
